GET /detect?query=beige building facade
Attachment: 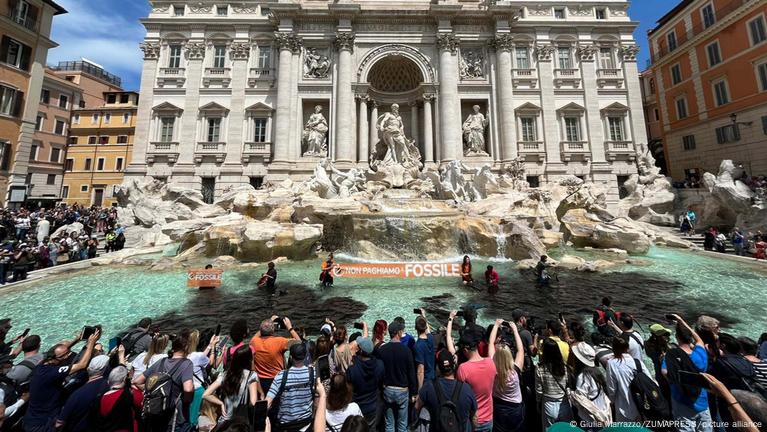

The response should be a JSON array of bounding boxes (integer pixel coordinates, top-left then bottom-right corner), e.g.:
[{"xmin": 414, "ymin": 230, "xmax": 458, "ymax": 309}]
[
  {"xmin": 129, "ymin": 0, "xmax": 648, "ymax": 204},
  {"xmin": 0, "ymin": 0, "xmax": 65, "ymax": 206}
]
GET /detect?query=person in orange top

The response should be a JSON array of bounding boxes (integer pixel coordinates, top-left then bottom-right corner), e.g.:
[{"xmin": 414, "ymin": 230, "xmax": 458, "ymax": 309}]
[
  {"xmin": 461, "ymin": 255, "xmax": 473, "ymax": 286},
  {"xmin": 249, "ymin": 315, "xmax": 301, "ymax": 393},
  {"xmin": 320, "ymin": 252, "xmax": 337, "ymax": 288}
]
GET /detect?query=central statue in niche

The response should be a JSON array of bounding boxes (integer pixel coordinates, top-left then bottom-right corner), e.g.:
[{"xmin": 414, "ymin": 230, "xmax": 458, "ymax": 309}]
[
  {"xmin": 302, "ymin": 105, "xmax": 328, "ymax": 157},
  {"xmin": 463, "ymin": 105, "xmax": 489, "ymax": 156},
  {"xmin": 369, "ymin": 103, "xmax": 423, "ymax": 188}
]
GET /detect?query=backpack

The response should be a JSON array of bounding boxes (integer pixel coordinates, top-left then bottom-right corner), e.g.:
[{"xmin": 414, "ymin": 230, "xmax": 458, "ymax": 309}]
[
  {"xmin": 664, "ymin": 347, "xmax": 703, "ymax": 401},
  {"xmin": 433, "ymin": 379, "xmax": 463, "ymax": 432},
  {"xmin": 593, "ymin": 307, "xmax": 621, "ymax": 328},
  {"xmin": 142, "ymin": 358, "xmax": 186, "ymax": 419},
  {"xmin": 0, "ymin": 375, "xmax": 19, "ymax": 407},
  {"xmin": 718, "ymin": 357, "xmax": 767, "ymax": 401},
  {"xmin": 88, "ymin": 386, "xmax": 139, "ymax": 432},
  {"xmin": 629, "ymin": 358, "xmax": 670, "ymax": 420},
  {"xmin": 121, "ymin": 329, "xmax": 148, "ymax": 359},
  {"xmin": 567, "ymin": 375, "xmax": 612, "ymax": 427},
  {"xmin": 267, "ymin": 367, "xmax": 315, "ymax": 430}
]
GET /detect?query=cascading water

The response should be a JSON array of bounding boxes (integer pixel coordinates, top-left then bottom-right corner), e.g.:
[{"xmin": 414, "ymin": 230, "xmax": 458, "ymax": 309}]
[{"xmin": 495, "ymin": 225, "xmax": 507, "ymax": 260}]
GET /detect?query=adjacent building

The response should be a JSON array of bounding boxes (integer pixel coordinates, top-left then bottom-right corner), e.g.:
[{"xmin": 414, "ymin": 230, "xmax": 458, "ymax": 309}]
[
  {"xmin": 643, "ymin": 0, "xmax": 767, "ymax": 183},
  {"xmin": 27, "ymin": 68, "xmax": 82, "ymax": 207},
  {"xmin": 0, "ymin": 0, "xmax": 66, "ymax": 206},
  {"xmin": 128, "ymin": 0, "xmax": 648, "ymax": 205},
  {"xmin": 62, "ymin": 91, "xmax": 138, "ymax": 206}
]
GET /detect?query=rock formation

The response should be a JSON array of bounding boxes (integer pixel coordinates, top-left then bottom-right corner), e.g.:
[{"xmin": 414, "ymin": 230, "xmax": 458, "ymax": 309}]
[
  {"xmin": 114, "ymin": 156, "xmax": 694, "ymax": 266},
  {"xmin": 617, "ymin": 143, "xmax": 676, "ymax": 226}
]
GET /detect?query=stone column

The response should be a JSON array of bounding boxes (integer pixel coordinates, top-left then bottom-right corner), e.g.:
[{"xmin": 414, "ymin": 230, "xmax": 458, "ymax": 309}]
[
  {"xmin": 369, "ymin": 100, "xmax": 378, "ymax": 151},
  {"xmin": 178, "ymin": 41, "xmax": 206, "ymax": 168},
  {"xmin": 334, "ymin": 32, "xmax": 356, "ymax": 165},
  {"xmin": 410, "ymin": 101, "xmax": 419, "ymax": 145},
  {"xmin": 423, "ymin": 94, "xmax": 435, "ymax": 164},
  {"xmin": 437, "ymin": 33, "xmax": 461, "ymax": 163},
  {"xmin": 224, "ymin": 42, "xmax": 250, "ymax": 167},
  {"xmin": 620, "ymin": 45, "xmax": 648, "ymax": 145},
  {"xmin": 494, "ymin": 34, "xmax": 517, "ymax": 161},
  {"xmin": 578, "ymin": 43, "xmax": 606, "ymax": 163},
  {"xmin": 126, "ymin": 42, "xmax": 160, "ymax": 177},
  {"xmin": 272, "ymin": 32, "xmax": 298, "ymax": 165},
  {"xmin": 536, "ymin": 43, "xmax": 562, "ymax": 165},
  {"xmin": 357, "ymin": 95, "xmax": 369, "ymax": 163}
]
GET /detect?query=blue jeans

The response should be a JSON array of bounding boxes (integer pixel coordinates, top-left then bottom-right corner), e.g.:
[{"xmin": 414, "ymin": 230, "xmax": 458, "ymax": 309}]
[
  {"xmin": 475, "ymin": 420, "xmax": 493, "ymax": 432},
  {"xmin": 672, "ymin": 398, "xmax": 713, "ymax": 432},
  {"xmin": 383, "ymin": 387, "xmax": 409, "ymax": 432},
  {"xmin": 542, "ymin": 398, "xmax": 573, "ymax": 429}
]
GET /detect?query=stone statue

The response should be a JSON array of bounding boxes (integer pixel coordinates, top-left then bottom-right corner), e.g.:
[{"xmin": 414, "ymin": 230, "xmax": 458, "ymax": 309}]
[
  {"xmin": 369, "ymin": 103, "xmax": 423, "ymax": 188},
  {"xmin": 303, "ymin": 48, "xmax": 330, "ymax": 78},
  {"xmin": 462, "ymin": 105, "xmax": 489, "ymax": 156},
  {"xmin": 376, "ymin": 103, "xmax": 413, "ymax": 164},
  {"xmin": 500, "ymin": 157, "xmax": 528, "ymax": 190},
  {"xmin": 472, "ymin": 164, "xmax": 499, "ymax": 198},
  {"xmin": 330, "ymin": 163, "xmax": 366, "ymax": 198},
  {"xmin": 307, "ymin": 159, "xmax": 338, "ymax": 198},
  {"xmin": 459, "ymin": 50, "xmax": 484, "ymax": 78},
  {"xmin": 302, "ymin": 105, "xmax": 328, "ymax": 157}
]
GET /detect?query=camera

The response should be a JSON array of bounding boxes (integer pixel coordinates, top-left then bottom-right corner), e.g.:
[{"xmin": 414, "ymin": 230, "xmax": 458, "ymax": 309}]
[
  {"xmin": 353, "ymin": 322, "xmax": 364, "ymax": 330},
  {"xmin": 456, "ymin": 311, "xmax": 465, "ymax": 317},
  {"xmin": 273, "ymin": 317, "xmax": 285, "ymax": 330},
  {"xmin": 215, "ymin": 324, "xmax": 222, "ymax": 336},
  {"xmin": 413, "ymin": 308, "xmax": 422, "ymax": 315},
  {"xmin": 665, "ymin": 314, "xmax": 677, "ymax": 323}
]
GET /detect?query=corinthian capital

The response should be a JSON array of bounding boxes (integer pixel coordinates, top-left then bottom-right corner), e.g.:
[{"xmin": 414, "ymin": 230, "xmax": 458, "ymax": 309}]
[
  {"xmin": 334, "ymin": 32, "xmax": 356, "ymax": 52},
  {"xmin": 620, "ymin": 45, "xmax": 640, "ymax": 62},
  {"xmin": 577, "ymin": 44, "xmax": 599, "ymax": 62},
  {"xmin": 275, "ymin": 32, "xmax": 302, "ymax": 53},
  {"xmin": 491, "ymin": 34, "xmax": 514, "ymax": 52},
  {"xmin": 437, "ymin": 33, "xmax": 459, "ymax": 53},
  {"xmin": 535, "ymin": 43, "xmax": 555, "ymax": 62},
  {"xmin": 229, "ymin": 42, "xmax": 251, "ymax": 60},
  {"xmin": 184, "ymin": 41, "xmax": 206, "ymax": 60},
  {"xmin": 140, "ymin": 42, "xmax": 161, "ymax": 60}
]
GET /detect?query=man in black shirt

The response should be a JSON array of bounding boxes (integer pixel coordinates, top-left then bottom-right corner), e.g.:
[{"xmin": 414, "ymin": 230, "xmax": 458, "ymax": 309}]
[{"xmin": 378, "ymin": 321, "xmax": 417, "ymax": 432}]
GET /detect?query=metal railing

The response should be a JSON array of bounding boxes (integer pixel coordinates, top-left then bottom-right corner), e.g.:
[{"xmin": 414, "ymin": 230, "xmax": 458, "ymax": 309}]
[
  {"xmin": 51, "ymin": 61, "xmax": 121, "ymax": 86},
  {"xmin": 650, "ymin": 0, "xmax": 750, "ymax": 64}
]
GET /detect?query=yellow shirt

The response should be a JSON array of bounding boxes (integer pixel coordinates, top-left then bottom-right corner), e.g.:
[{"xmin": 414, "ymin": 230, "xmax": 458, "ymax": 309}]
[{"xmin": 538, "ymin": 336, "xmax": 570, "ymax": 364}]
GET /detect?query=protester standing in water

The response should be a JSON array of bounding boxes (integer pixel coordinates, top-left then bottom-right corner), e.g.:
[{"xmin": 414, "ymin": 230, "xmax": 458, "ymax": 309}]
[{"xmin": 461, "ymin": 255, "xmax": 473, "ymax": 286}]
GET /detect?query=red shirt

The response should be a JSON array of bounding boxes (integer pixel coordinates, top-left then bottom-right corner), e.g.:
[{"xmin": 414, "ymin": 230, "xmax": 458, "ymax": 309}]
[
  {"xmin": 99, "ymin": 387, "xmax": 143, "ymax": 432},
  {"xmin": 457, "ymin": 357, "xmax": 497, "ymax": 424},
  {"xmin": 484, "ymin": 269, "xmax": 499, "ymax": 285}
]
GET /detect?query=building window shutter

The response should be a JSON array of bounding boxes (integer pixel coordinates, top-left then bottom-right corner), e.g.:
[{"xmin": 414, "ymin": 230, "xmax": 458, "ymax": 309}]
[
  {"xmin": 0, "ymin": 37, "xmax": 9, "ymax": 62},
  {"xmin": 13, "ymin": 90, "xmax": 24, "ymax": 117},
  {"xmin": 762, "ymin": 116, "xmax": 767, "ymax": 135},
  {"xmin": 19, "ymin": 44, "xmax": 31, "ymax": 71},
  {"xmin": 715, "ymin": 127, "xmax": 724, "ymax": 144}
]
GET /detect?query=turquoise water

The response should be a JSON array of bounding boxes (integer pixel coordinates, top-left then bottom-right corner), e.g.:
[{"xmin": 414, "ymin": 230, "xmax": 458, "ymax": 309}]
[{"xmin": 0, "ymin": 247, "xmax": 765, "ymax": 348}]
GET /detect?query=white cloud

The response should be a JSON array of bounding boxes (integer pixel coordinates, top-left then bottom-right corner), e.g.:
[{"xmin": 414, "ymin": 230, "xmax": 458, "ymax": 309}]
[{"xmin": 47, "ymin": 0, "xmax": 148, "ymax": 89}]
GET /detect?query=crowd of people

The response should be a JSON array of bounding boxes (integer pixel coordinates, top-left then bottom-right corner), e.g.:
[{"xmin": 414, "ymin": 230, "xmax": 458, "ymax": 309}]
[
  {"xmin": 0, "ymin": 205, "xmax": 127, "ymax": 284},
  {"xmin": 679, "ymin": 209, "xmax": 766, "ymax": 260},
  {"xmin": 1, "ymin": 297, "xmax": 766, "ymax": 432}
]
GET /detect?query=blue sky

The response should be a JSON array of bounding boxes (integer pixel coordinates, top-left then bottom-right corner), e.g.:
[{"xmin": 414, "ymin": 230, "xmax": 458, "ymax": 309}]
[{"xmin": 48, "ymin": 0, "xmax": 673, "ymax": 91}]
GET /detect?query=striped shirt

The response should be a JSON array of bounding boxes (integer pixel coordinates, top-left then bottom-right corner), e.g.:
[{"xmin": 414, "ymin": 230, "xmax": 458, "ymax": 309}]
[
  {"xmin": 752, "ymin": 360, "xmax": 767, "ymax": 388},
  {"xmin": 268, "ymin": 366, "xmax": 314, "ymax": 424}
]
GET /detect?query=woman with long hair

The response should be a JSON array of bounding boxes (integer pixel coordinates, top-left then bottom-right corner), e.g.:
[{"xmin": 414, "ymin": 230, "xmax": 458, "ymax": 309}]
[
  {"xmin": 606, "ymin": 336, "xmax": 653, "ymax": 422},
  {"xmin": 186, "ymin": 329, "xmax": 219, "ymax": 428},
  {"xmin": 324, "ymin": 374, "xmax": 362, "ymax": 432},
  {"xmin": 493, "ymin": 322, "xmax": 526, "ymax": 432},
  {"xmin": 203, "ymin": 345, "xmax": 262, "ymax": 424},
  {"xmin": 217, "ymin": 319, "xmax": 249, "ymax": 369},
  {"xmin": 131, "ymin": 334, "xmax": 169, "ymax": 376},
  {"xmin": 460, "ymin": 255, "xmax": 473, "ymax": 285},
  {"xmin": 372, "ymin": 320, "xmax": 387, "ymax": 349},
  {"xmin": 329, "ymin": 326, "xmax": 354, "ymax": 375},
  {"xmin": 535, "ymin": 337, "xmax": 573, "ymax": 428},
  {"xmin": 571, "ymin": 344, "xmax": 611, "ymax": 430}
]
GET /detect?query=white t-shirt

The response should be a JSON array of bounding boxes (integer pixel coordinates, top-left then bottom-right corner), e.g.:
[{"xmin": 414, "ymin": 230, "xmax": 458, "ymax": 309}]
[
  {"xmin": 132, "ymin": 353, "xmax": 167, "ymax": 376},
  {"xmin": 624, "ymin": 331, "xmax": 645, "ymax": 362},
  {"xmin": 189, "ymin": 351, "xmax": 210, "ymax": 389},
  {"xmin": 325, "ymin": 402, "xmax": 362, "ymax": 432},
  {"xmin": 576, "ymin": 372, "xmax": 610, "ymax": 415}
]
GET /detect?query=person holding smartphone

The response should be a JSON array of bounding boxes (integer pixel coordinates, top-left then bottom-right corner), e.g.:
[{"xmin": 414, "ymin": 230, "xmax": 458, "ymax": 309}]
[
  {"xmin": 662, "ymin": 314, "xmax": 714, "ymax": 432},
  {"xmin": 23, "ymin": 327, "xmax": 102, "ymax": 431}
]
